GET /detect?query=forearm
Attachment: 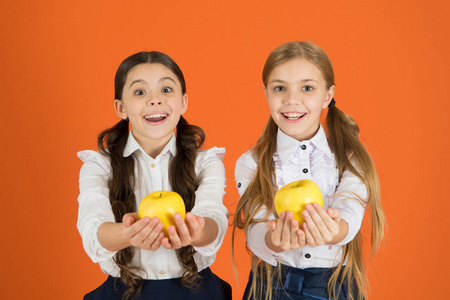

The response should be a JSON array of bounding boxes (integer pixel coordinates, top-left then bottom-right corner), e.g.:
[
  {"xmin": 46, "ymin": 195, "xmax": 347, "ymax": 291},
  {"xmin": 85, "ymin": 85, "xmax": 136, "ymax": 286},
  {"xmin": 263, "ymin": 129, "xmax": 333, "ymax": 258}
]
[
  {"xmin": 332, "ymin": 167, "xmax": 367, "ymax": 245},
  {"xmin": 265, "ymin": 230, "xmax": 285, "ymax": 253},
  {"xmin": 97, "ymin": 222, "xmax": 131, "ymax": 251},
  {"xmin": 330, "ymin": 219, "xmax": 349, "ymax": 245},
  {"xmin": 191, "ymin": 217, "xmax": 218, "ymax": 247},
  {"xmin": 245, "ymin": 222, "xmax": 283, "ymax": 266}
]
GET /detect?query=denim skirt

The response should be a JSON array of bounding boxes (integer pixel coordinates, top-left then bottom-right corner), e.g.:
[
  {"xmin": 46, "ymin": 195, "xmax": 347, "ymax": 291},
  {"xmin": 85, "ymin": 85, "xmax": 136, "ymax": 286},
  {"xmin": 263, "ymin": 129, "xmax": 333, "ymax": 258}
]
[
  {"xmin": 242, "ymin": 264, "xmax": 357, "ymax": 300},
  {"xmin": 84, "ymin": 267, "xmax": 232, "ymax": 300}
]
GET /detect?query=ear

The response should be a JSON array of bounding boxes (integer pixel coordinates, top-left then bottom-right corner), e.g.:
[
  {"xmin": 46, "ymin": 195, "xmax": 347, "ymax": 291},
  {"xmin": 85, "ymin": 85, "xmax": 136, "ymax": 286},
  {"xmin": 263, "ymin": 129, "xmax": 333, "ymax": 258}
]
[
  {"xmin": 322, "ymin": 85, "xmax": 336, "ymax": 109},
  {"xmin": 263, "ymin": 84, "xmax": 268, "ymax": 100},
  {"xmin": 181, "ymin": 93, "xmax": 188, "ymax": 115},
  {"xmin": 114, "ymin": 99, "xmax": 128, "ymax": 120}
]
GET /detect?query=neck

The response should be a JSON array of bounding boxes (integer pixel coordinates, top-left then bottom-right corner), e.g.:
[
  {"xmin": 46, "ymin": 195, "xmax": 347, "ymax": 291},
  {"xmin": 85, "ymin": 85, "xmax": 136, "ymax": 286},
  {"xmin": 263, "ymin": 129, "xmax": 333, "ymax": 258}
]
[{"xmin": 134, "ymin": 132, "xmax": 173, "ymax": 159}]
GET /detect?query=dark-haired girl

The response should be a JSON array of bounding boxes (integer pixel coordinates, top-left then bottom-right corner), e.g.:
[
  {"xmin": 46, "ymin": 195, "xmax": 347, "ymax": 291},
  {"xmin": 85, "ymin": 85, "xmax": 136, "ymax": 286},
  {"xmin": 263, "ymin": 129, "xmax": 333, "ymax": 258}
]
[{"xmin": 77, "ymin": 51, "xmax": 231, "ymax": 299}]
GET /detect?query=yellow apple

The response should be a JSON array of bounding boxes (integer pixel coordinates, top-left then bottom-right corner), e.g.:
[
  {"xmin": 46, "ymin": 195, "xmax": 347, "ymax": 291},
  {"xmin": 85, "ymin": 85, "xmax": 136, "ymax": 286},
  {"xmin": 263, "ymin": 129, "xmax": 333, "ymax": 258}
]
[
  {"xmin": 274, "ymin": 179, "xmax": 323, "ymax": 225},
  {"xmin": 138, "ymin": 190, "xmax": 186, "ymax": 237}
]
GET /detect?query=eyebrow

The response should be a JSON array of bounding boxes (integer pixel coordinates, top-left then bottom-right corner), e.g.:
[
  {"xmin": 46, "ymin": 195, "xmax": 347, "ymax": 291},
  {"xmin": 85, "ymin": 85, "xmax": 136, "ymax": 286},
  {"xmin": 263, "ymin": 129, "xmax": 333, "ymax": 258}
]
[
  {"xmin": 129, "ymin": 77, "xmax": 177, "ymax": 88},
  {"xmin": 129, "ymin": 79, "xmax": 146, "ymax": 88},
  {"xmin": 159, "ymin": 76, "xmax": 177, "ymax": 84},
  {"xmin": 269, "ymin": 79, "xmax": 319, "ymax": 84}
]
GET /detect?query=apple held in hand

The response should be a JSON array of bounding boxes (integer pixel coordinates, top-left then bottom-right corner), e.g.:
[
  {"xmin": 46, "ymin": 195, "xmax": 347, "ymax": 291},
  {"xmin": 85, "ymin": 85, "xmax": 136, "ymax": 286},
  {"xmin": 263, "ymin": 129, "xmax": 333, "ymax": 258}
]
[
  {"xmin": 138, "ymin": 191, "xmax": 186, "ymax": 237},
  {"xmin": 274, "ymin": 179, "xmax": 323, "ymax": 225}
]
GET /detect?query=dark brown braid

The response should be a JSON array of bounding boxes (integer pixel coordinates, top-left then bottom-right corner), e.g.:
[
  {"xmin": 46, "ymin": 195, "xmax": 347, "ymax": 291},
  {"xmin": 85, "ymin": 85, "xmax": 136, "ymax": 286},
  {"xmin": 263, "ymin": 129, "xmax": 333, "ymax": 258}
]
[
  {"xmin": 96, "ymin": 51, "xmax": 206, "ymax": 299},
  {"xmin": 171, "ymin": 116, "xmax": 205, "ymax": 288}
]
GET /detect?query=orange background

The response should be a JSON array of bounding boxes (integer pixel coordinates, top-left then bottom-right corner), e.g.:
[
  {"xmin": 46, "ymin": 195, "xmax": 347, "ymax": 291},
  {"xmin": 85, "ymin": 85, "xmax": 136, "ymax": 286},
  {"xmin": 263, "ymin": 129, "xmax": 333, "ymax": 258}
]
[{"xmin": 1, "ymin": 0, "xmax": 449, "ymax": 299}]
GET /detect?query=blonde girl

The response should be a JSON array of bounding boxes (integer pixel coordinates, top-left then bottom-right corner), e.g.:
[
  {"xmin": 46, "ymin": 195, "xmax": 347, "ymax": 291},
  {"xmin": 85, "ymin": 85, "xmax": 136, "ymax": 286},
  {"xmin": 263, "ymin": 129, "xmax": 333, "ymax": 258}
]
[
  {"xmin": 234, "ymin": 41, "xmax": 385, "ymax": 300},
  {"xmin": 77, "ymin": 51, "xmax": 231, "ymax": 299}
]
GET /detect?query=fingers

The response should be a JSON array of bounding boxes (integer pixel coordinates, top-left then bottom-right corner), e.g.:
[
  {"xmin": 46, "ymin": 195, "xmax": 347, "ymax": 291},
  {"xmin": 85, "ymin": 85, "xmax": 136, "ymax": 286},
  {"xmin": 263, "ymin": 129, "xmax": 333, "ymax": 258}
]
[
  {"xmin": 185, "ymin": 213, "xmax": 203, "ymax": 241},
  {"xmin": 123, "ymin": 213, "xmax": 139, "ymax": 227},
  {"xmin": 289, "ymin": 218, "xmax": 300, "ymax": 247},
  {"xmin": 195, "ymin": 215, "xmax": 205, "ymax": 229},
  {"xmin": 149, "ymin": 232, "xmax": 165, "ymax": 251},
  {"xmin": 268, "ymin": 211, "xmax": 304, "ymax": 251},
  {"xmin": 173, "ymin": 213, "xmax": 191, "ymax": 246},
  {"xmin": 122, "ymin": 216, "xmax": 150, "ymax": 239},
  {"xmin": 269, "ymin": 211, "xmax": 285, "ymax": 247},
  {"xmin": 162, "ymin": 213, "xmax": 204, "ymax": 250},
  {"xmin": 123, "ymin": 216, "xmax": 165, "ymax": 250},
  {"xmin": 327, "ymin": 208, "xmax": 342, "ymax": 223},
  {"xmin": 266, "ymin": 219, "xmax": 277, "ymax": 231},
  {"xmin": 161, "ymin": 237, "xmax": 171, "ymax": 249},
  {"xmin": 280, "ymin": 211, "xmax": 294, "ymax": 250},
  {"xmin": 161, "ymin": 226, "xmax": 178, "ymax": 249},
  {"xmin": 302, "ymin": 222, "xmax": 317, "ymax": 247},
  {"xmin": 302, "ymin": 204, "xmax": 341, "ymax": 246},
  {"xmin": 296, "ymin": 228, "xmax": 306, "ymax": 247},
  {"xmin": 162, "ymin": 213, "xmax": 189, "ymax": 249}
]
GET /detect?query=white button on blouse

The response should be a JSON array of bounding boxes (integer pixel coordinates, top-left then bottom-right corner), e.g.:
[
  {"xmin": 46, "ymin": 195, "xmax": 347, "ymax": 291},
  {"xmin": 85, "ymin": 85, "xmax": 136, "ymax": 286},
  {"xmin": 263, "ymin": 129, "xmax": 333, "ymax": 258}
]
[
  {"xmin": 77, "ymin": 132, "xmax": 228, "ymax": 279},
  {"xmin": 235, "ymin": 125, "xmax": 367, "ymax": 268}
]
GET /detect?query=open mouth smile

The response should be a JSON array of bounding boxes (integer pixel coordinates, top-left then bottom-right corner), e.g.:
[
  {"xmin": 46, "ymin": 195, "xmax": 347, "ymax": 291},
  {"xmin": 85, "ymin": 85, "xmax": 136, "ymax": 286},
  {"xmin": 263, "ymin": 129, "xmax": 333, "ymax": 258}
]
[
  {"xmin": 144, "ymin": 113, "xmax": 168, "ymax": 122},
  {"xmin": 282, "ymin": 112, "xmax": 306, "ymax": 121}
]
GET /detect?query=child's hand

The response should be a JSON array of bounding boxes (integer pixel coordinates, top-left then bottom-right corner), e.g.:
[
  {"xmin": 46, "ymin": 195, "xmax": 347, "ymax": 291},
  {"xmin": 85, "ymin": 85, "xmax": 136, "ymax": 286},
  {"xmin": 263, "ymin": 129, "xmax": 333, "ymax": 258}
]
[
  {"xmin": 122, "ymin": 213, "xmax": 165, "ymax": 251},
  {"xmin": 265, "ymin": 211, "xmax": 306, "ymax": 252},
  {"xmin": 301, "ymin": 203, "xmax": 344, "ymax": 247},
  {"xmin": 161, "ymin": 212, "xmax": 205, "ymax": 249}
]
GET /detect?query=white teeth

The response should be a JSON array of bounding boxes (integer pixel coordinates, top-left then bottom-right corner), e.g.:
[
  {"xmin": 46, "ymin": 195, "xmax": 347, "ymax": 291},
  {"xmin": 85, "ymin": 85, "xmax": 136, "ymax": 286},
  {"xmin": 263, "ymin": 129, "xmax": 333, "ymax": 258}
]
[
  {"xmin": 284, "ymin": 113, "xmax": 301, "ymax": 117},
  {"xmin": 283, "ymin": 112, "xmax": 305, "ymax": 119},
  {"xmin": 144, "ymin": 113, "xmax": 167, "ymax": 119}
]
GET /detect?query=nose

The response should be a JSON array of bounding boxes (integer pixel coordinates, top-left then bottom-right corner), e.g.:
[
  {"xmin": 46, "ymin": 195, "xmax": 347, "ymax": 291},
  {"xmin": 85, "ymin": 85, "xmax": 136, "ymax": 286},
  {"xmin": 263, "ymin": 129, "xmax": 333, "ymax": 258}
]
[
  {"xmin": 150, "ymin": 99, "xmax": 162, "ymax": 106},
  {"xmin": 284, "ymin": 89, "xmax": 302, "ymax": 106},
  {"xmin": 147, "ymin": 93, "xmax": 162, "ymax": 106}
]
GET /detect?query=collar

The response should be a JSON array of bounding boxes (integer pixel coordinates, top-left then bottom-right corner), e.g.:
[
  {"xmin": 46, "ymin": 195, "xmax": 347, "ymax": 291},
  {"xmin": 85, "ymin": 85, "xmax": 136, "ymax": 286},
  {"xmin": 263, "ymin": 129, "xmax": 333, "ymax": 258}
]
[
  {"xmin": 123, "ymin": 131, "xmax": 177, "ymax": 158},
  {"xmin": 275, "ymin": 124, "xmax": 334, "ymax": 164}
]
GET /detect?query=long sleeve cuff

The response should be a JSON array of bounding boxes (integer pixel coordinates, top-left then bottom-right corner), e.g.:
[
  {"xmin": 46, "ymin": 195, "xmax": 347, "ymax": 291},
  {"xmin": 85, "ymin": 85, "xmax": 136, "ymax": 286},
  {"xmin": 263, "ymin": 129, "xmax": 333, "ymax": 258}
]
[
  {"xmin": 246, "ymin": 223, "xmax": 286, "ymax": 266},
  {"xmin": 78, "ymin": 216, "xmax": 117, "ymax": 263},
  {"xmin": 192, "ymin": 210, "xmax": 228, "ymax": 256}
]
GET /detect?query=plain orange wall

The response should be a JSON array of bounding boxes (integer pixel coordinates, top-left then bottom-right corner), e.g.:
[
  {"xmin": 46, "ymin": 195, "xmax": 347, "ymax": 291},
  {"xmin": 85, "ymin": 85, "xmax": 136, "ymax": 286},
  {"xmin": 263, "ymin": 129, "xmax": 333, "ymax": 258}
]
[{"xmin": 1, "ymin": 0, "xmax": 449, "ymax": 299}]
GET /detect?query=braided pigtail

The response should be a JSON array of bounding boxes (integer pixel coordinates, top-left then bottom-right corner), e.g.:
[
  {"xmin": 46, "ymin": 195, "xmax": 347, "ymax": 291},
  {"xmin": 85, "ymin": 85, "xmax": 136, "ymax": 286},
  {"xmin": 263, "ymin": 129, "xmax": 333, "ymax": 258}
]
[
  {"xmin": 170, "ymin": 116, "xmax": 206, "ymax": 288},
  {"xmin": 98, "ymin": 119, "xmax": 144, "ymax": 299}
]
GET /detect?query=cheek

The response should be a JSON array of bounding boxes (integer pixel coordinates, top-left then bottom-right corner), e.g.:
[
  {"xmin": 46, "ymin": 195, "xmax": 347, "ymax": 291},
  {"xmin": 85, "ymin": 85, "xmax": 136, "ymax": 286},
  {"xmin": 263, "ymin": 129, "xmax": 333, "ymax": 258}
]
[
  {"xmin": 267, "ymin": 101, "xmax": 279, "ymax": 115},
  {"xmin": 123, "ymin": 102, "xmax": 145, "ymax": 120},
  {"xmin": 169, "ymin": 99, "xmax": 186, "ymax": 114},
  {"xmin": 306, "ymin": 97, "xmax": 324, "ymax": 111},
  {"xmin": 267, "ymin": 95, "xmax": 280, "ymax": 107},
  {"xmin": 126, "ymin": 105, "xmax": 141, "ymax": 116}
]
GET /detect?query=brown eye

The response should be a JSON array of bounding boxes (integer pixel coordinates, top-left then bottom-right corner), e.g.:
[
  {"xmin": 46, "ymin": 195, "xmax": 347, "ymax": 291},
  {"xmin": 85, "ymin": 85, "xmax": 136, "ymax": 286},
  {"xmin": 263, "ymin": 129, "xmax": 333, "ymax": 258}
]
[
  {"xmin": 161, "ymin": 87, "xmax": 173, "ymax": 93},
  {"xmin": 134, "ymin": 90, "xmax": 146, "ymax": 95}
]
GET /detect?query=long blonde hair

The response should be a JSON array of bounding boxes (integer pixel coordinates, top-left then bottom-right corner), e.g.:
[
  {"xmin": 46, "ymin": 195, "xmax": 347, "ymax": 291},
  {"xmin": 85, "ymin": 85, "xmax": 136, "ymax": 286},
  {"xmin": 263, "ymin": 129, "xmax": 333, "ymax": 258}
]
[{"xmin": 233, "ymin": 41, "xmax": 385, "ymax": 300}]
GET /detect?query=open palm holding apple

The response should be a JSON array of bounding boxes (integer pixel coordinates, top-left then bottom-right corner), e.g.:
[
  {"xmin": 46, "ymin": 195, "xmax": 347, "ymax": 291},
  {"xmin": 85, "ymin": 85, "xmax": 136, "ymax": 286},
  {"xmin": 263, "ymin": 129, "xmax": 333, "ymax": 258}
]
[
  {"xmin": 266, "ymin": 180, "xmax": 344, "ymax": 252},
  {"xmin": 298, "ymin": 202, "xmax": 342, "ymax": 247},
  {"xmin": 265, "ymin": 210, "xmax": 306, "ymax": 252},
  {"xmin": 122, "ymin": 190, "xmax": 209, "ymax": 251},
  {"xmin": 160, "ymin": 211, "xmax": 206, "ymax": 249},
  {"xmin": 122, "ymin": 212, "xmax": 165, "ymax": 251}
]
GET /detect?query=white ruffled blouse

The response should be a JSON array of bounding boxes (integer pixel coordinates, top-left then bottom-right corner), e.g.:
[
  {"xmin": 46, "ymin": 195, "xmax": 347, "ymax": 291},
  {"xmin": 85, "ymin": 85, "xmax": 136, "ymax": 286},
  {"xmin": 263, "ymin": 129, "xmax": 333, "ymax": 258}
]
[
  {"xmin": 235, "ymin": 125, "xmax": 367, "ymax": 268},
  {"xmin": 77, "ymin": 132, "xmax": 228, "ymax": 279}
]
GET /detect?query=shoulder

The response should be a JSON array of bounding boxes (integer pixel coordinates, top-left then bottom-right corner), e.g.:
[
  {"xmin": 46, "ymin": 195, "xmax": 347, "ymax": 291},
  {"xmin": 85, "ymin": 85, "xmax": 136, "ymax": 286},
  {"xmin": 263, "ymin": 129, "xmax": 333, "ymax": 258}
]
[
  {"xmin": 236, "ymin": 149, "xmax": 258, "ymax": 171},
  {"xmin": 235, "ymin": 149, "xmax": 258, "ymax": 180},
  {"xmin": 197, "ymin": 146, "xmax": 225, "ymax": 162},
  {"xmin": 235, "ymin": 149, "xmax": 258, "ymax": 195},
  {"xmin": 77, "ymin": 150, "xmax": 111, "ymax": 175},
  {"xmin": 197, "ymin": 147, "xmax": 225, "ymax": 161},
  {"xmin": 195, "ymin": 146, "xmax": 226, "ymax": 171}
]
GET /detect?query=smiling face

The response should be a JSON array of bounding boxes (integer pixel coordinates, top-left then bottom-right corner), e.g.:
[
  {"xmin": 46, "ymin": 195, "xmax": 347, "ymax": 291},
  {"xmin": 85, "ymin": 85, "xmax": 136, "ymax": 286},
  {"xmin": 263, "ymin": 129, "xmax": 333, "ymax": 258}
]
[
  {"xmin": 264, "ymin": 58, "xmax": 335, "ymax": 141},
  {"xmin": 114, "ymin": 63, "xmax": 188, "ymax": 156}
]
